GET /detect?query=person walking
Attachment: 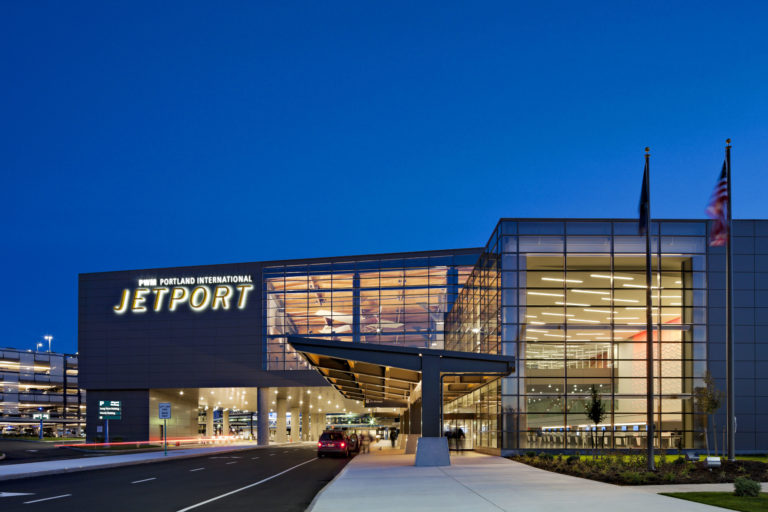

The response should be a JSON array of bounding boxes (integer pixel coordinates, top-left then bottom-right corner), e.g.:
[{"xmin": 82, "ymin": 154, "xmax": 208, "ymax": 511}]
[
  {"xmin": 361, "ymin": 433, "xmax": 371, "ymax": 454},
  {"xmin": 389, "ymin": 429, "xmax": 397, "ymax": 448}
]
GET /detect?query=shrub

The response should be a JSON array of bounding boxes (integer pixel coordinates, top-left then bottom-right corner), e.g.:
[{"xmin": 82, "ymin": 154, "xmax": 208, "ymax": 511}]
[
  {"xmin": 537, "ymin": 452, "xmax": 554, "ymax": 460},
  {"xmin": 524, "ymin": 451, "xmax": 536, "ymax": 458},
  {"xmin": 619, "ymin": 471, "xmax": 648, "ymax": 485},
  {"xmin": 673, "ymin": 457, "xmax": 686, "ymax": 465},
  {"xmin": 734, "ymin": 477, "xmax": 761, "ymax": 497},
  {"xmin": 566, "ymin": 455, "xmax": 580, "ymax": 464}
]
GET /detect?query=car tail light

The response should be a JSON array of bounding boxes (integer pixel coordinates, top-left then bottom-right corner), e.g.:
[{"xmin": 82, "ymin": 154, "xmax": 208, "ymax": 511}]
[
  {"xmin": 340, "ymin": 442, "xmax": 345, "ymax": 448},
  {"xmin": 318, "ymin": 442, "xmax": 322, "ymax": 447}
]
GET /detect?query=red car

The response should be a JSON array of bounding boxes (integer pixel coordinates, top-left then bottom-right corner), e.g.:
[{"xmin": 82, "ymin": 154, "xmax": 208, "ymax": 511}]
[{"xmin": 317, "ymin": 431, "xmax": 350, "ymax": 458}]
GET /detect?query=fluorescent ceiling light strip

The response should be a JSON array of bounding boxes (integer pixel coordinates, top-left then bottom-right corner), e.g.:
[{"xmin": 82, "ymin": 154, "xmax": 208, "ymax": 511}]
[
  {"xmin": 601, "ymin": 298, "xmax": 639, "ymax": 303},
  {"xmin": 624, "ymin": 307, "xmax": 658, "ymax": 310},
  {"xmin": 529, "ymin": 321, "xmax": 546, "ymax": 325},
  {"xmin": 527, "ymin": 329, "xmax": 548, "ymax": 333},
  {"xmin": 622, "ymin": 284, "xmax": 661, "ymax": 289},
  {"xmin": 541, "ymin": 312, "xmax": 574, "ymax": 317},
  {"xmin": 590, "ymin": 274, "xmax": 633, "ymax": 280},
  {"xmin": 555, "ymin": 302, "xmax": 590, "ymax": 306},
  {"xmin": 583, "ymin": 309, "xmax": 612, "ymax": 314},
  {"xmin": 612, "ymin": 317, "xmax": 638, "ymax": 320},
  {"xmin": 543, "ymin": 334, "xmax": 564, "ymax": 338},
  {"xmin": 568, "ymin": 318, "xmax": 600, "ymax": 323},
  {"xmin": 614, "ymin": 329, "xmax": 639, "ymax": 333},
  {"xmin": 571, "ymin": 290, "xmax": 610, "ymax": 295},
  {"xmin": 528, "ymin": 292, "xmax": 564, "ymax": 297},
  {"xmin": 541, "ymin": 277, "xmax": 583, "ymax": 283}
]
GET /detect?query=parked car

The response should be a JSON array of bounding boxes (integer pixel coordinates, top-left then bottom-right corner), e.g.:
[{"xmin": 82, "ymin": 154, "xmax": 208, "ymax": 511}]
[{"xmin": 317, "ymin": 431, "xmax": 350, "ymax": 458}]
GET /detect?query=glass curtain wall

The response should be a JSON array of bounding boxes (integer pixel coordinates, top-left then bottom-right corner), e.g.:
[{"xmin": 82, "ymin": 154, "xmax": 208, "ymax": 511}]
[
  {"xmin": 446, "ymin": 220, "xmax": 708, "ymax": 452},
  {"xmin": 264, "ymin": 255, "xmax": 475, "ymax": 370}
]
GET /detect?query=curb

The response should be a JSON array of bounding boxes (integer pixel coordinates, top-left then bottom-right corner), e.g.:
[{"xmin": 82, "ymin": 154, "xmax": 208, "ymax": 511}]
[
  {"xmin": 306, "ymin": 453, "xmax": 358, "ymax": 512},
  {"xmin": 0, "ymin": 443, "xmax": 297, "ymax": 482}
]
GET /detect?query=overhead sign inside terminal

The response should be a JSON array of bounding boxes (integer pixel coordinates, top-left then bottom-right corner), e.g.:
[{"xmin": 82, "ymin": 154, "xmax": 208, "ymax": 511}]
[{"xmin": 113, "ymin": 275, "xmax": 254, "ymax": 314}]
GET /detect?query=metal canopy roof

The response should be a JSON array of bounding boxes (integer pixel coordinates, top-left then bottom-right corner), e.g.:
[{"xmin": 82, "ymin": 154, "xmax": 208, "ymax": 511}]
[{"xmin": 287, "ymin": 336, "xmax": 515, "ymax": 407}]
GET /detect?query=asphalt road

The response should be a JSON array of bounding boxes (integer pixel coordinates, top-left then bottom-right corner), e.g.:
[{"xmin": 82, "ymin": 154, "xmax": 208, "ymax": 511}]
[
  {"xmin": 0, "ymin": 444, "xmax": 349, "ymax": 511},
  {"xmin": 0, "ymin": 440, "xmax": 90, "ymax": 464}
]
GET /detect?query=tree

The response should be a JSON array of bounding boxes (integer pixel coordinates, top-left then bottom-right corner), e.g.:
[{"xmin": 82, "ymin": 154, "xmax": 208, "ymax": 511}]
[
  {"xmin": 585, "ymin": 385, "xmax": 607, "ymax": 458},
  {"xmin": 694, "ymin": 370, "xmax": 722, "ymax": 455}
]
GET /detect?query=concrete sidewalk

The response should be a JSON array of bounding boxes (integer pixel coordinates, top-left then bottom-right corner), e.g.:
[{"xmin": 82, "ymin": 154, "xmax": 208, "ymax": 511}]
[
  {"xmin": 310, "ymin": 452, "xmax": 723, "ymax": 511},
  {"xmin": 0, "ymin": 442, "xmax": 301, "ymax": 482}
]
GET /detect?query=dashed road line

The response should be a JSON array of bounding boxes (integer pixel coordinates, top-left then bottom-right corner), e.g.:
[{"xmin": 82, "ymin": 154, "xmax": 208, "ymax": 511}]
[
  {"xmin": 251, "ymin": 457, "xmax": 259, "ymax": 460},
  {"xmin": 175, "ymin": 458, "xmax": 317, "ymax": 512},
  {"xmin": 131, "ymin": 478, "xmax": 157, "ymax": 484},
  {"xmin": 225, "ymin": 462, "xmax": 237, "ymax": 465},
  {"xmin": 23, "ymin": 494, "xmax": 71, "ymax": 504},
  {"xmin": 190, "ymin": 468, "xmax": 205, "ymax": 472}
]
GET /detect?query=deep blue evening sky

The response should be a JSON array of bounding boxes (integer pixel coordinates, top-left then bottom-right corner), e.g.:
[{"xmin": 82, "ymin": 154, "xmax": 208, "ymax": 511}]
[{"xmin": 2, "ymin": 2, "xmax": 767, "ymax": 354}]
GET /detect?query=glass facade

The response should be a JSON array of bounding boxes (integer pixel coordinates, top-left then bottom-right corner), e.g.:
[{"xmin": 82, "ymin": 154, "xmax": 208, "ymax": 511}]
[
  {"xmin": 446, "ymin": 220, "xmax": 709, "ymax": 452},
  {"xmin": 263, "ymin": 254, "xmax": 477, "ymax": 370},
  {"xmin": 0, "ymin": 348, "xmax": 83, "ymax": 435}
]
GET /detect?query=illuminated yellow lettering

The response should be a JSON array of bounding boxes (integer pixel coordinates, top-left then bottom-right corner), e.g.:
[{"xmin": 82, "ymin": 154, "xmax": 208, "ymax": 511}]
[
  {"xmin": 113, "ymin": 289, "xmax": 131, "ymax": 314},
  {"xmin": 211, "ymin": 285, "xmax": 232, "ymax": 310},
  {"xmin": 189, "ymin": 286, "xmax": 211, "ymax": 311},
  {"xmin": 152, "ymin": 287, "xmax": 169, "ymax": 311},
  {"xmin": 131, "ymin": 288, "xmax": 150, "ymax": 312},
  {"xmin": 169, "ymin": 287, "xmax": 188, "ymax": 311},
  {"xmin": 236, "ymin": 284, "xmax": 254, "ymax": 309}
]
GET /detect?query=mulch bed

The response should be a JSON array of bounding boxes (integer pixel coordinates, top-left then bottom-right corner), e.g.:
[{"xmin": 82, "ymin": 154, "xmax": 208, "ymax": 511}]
[{"xmin": 508, "ymin": 454, "xmax": 768, "ymax": 485}]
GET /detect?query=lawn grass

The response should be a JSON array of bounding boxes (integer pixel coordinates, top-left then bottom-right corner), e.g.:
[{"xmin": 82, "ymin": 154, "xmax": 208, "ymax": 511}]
[{"xmin": 661, "ymin": 492, "xmax": 768, "ymax": 512}]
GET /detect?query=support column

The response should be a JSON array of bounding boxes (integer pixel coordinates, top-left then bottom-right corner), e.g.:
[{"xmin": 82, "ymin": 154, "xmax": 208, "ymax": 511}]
[
  {"xmin": 222, "ymin": 409, "xmax": 230, "ymax": 436},
  {"xmin": 312, "ymin": 412, "xmax": 324, "ymax": 441},
  {"xmin": 205, "ymin": 408, "xmax": 214, "ymax": 437},
  {"xmin": 256, "ymin": 388, "xmax": 269, "ymax": 446},
  {"xmin": 415, "ymin": 355, "xmax": 449, "ymax": 466},
  {"xmin": 289, "ymin": 407, "xmax": 300, "ymax": 442},
  {"xmin": 276, "ymin": 397, "xmax": 287, "ymax": 443},
  {"xmin": 300, "ymin": 400, "xmax": 310, "ymax": 440}
]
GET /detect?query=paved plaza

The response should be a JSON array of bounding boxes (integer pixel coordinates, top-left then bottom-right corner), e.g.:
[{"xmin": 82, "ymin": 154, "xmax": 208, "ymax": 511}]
[{"xmin": 310, "ymin": 451, "xmax": 729, "ymax": 512}]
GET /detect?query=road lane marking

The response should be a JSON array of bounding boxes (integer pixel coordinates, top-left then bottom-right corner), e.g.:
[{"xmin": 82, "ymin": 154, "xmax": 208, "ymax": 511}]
[
  {"xmin": 225, "ymin": 462, "xmax": 237, "ymax": 465},
  {"xmin": 269, "ymin": 453, "xmax": 275, "ymax": 456},
  {"xmin": 131, "ymin": 478, "xmax": 157, "ymax": 484},
  {"xmin": 1, "ymin": 492, "xmax": 34, "ymax": 498},
  {"xmin": 175, "ymin": 458, "xmax": 317, "ymax": 512},
  {"xmin": 190, "ymin": 468, "xmax": 205, "ymax": 472},
  {"xmin": 251, "ymin": 457, "xmax": 259, "ymax": 460},
  {"xmin": 23, "ymin": 494, "xmax": 71, "ymax": 504}
]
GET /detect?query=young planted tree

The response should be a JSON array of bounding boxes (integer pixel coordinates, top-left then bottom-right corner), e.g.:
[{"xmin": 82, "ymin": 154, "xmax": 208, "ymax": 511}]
[
  {"xmin": 585, "ymin": 385, "xmax": 607, "ymax": 458},
  {"xmin": 693, "ymin": 370, "xmax": 722, "ymax": 456}
]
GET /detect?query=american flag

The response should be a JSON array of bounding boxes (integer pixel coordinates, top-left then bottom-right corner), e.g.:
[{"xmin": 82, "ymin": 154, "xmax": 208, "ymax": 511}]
[{"xmin": 706, "ymin": 161, "xmax": 729, "ymax": 246}]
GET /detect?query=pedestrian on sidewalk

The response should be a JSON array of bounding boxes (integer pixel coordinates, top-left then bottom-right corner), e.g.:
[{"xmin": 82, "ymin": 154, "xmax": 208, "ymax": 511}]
[{"xmin": 389, "ymin": 429, "xmax": 398, "ymax": 448}]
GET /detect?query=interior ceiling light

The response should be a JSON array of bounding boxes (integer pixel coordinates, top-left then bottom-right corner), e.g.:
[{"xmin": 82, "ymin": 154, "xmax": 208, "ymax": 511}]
[
  {"xmin": 583, "ymin": 308, "xmax": 612, "ymax": 314},
  {"xmin": 528, "ymin": 291, "xmax": 564, "ymax": 297},
  {"xmin": 622, "ymin": 284, "xmax": 660, "ymax": 289},
  {"xmin": 555, "ymin": 302, "xmax": 590, "ymax": 306},
  {"xmin": 601, "ymin": 298, "xmax": 639, "ymax": 303},
  {"xmin": 571, "ymin": 289, "xmax": 609, "ymax": 295},
  {"xmin": 541, "ymin": 277, "xmax": 583, "ymax": 283},
  {"xmin": 568, "ymin": 318, "xmax": 600, "ymax": 323}
]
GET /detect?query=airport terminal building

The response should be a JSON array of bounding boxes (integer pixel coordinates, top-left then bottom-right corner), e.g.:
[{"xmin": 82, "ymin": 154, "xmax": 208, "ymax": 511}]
[{"xmin": 78, "ymin": 218, "xmax": 768, "ymax": 454}]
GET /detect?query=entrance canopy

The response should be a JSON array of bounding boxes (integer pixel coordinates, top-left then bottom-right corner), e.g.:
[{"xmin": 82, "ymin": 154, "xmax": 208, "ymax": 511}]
[{"xmin": 286, "ymin": 336, "xmax": 515, "ymax": 423}]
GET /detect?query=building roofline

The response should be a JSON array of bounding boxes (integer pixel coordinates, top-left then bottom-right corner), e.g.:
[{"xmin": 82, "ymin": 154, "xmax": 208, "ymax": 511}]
[{"xmin": 78, "ymin": 247, "xmax": 484, "ymax": 278}]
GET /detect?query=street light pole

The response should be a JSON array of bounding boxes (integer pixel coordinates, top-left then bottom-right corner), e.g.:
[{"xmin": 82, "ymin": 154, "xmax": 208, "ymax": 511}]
[{"xmin": 44, "ymin": 335, "xmax": 53, "ymax": 353}]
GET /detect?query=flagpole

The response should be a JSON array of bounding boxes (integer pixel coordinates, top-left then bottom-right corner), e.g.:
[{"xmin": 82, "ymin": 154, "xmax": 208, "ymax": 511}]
[
  {"xmin": 725, "ymin": 138, "xmax": 735, "ymax": 461},
  {"xmin": 644, "ymin": 147, "xmax": 655, "ymax": 471}
]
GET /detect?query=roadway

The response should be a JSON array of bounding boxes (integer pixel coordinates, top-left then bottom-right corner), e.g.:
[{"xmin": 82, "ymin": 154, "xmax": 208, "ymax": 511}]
[
  {"xmin": 0, "ymin": 444, "xmax": 348, "ymax": 511},
  {"xmin": 0, "ymin": 439, "xmax": 89, "ymax": 464}
]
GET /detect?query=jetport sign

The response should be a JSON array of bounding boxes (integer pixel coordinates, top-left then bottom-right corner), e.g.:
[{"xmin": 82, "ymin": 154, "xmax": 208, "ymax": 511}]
[{"xmin": 113, "ymin": 275, "xmax": 254, "ymax": 314}]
